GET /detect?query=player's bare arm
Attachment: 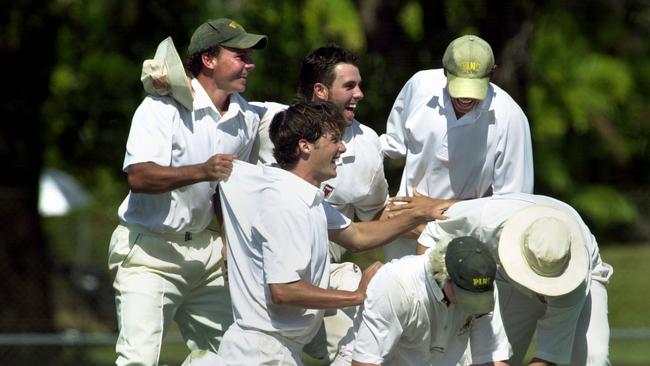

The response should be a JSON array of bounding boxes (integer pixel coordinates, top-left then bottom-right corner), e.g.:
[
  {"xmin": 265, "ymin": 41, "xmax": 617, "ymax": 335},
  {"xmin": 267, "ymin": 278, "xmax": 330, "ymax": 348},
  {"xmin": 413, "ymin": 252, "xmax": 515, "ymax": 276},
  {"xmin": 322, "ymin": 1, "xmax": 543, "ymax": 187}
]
[
  {"xmin": 351, "ymin": 361, "xmax": 378, "ymax": 366},
  {"xmin": 329, "ymin": 202, "xmax": 442, "ymax": 252},
  {"xmin": 383, "ymin": 190, "xmax": 458, "ymax": 240},
  {"xmin": 127, "ymin": 154, "xmax": 236, "ymax": 193},
  {"xmin": 269, "ymin": 262, "xmax": 382, "ymax": 308},
  {"xmin": 385, "ymin": 189, "xmax": 458, "ymax": 220}
]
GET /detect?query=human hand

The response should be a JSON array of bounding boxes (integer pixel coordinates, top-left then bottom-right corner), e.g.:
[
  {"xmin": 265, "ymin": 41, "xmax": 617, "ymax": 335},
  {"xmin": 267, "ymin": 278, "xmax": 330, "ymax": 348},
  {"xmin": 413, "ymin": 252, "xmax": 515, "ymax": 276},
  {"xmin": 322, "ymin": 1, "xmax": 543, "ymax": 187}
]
[
  {"xmin": 355, "ymin": 261, "xmax": 383, "ymax": 301},
  {"xmin": 203, "ymin": 154, "xmax": 236, "ymax": 182},
  {"xmin": 385, "ymin": 189, "xmax": 457, "ymax": 221}
]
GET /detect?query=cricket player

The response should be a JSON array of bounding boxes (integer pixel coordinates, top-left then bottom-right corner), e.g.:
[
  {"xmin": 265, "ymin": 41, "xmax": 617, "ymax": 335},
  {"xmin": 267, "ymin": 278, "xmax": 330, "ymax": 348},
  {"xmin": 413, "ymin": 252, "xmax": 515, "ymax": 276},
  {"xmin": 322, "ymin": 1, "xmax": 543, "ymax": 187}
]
[
  {"xmin": 380, "ymin": 34, "xmax": 534, "ymax": 261},
  {"xmin": 250, "ymin": 45, "xmax": 390, "ymax": 363},
  {"xmin": 109, "ymin": 19, "xmax": 266, "ymax": 366},
  {"xmin": 216, "ymin": 101, "xmax": 452, "ymax": 365},
  {"xmin": 416, "ymin": 193, "xmax": 613, "ymax": 365},
  {"xmin": 332, "ymin": 237, "xmax": 511, "ymax": 366}
]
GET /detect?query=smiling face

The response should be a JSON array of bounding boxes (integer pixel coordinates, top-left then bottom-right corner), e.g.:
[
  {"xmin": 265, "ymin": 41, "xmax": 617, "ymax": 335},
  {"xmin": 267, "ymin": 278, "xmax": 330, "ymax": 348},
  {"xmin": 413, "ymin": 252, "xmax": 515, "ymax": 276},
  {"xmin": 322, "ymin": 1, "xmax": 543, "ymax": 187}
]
[
  {"xmin": 211, "ymin": 46, "xmax": 255, "ymax": 93},
  {"xmin": 307, "ymin": 129, "xmax": 346, "ymax": 184},
  {"xmin": 314, "ymin": 63, "xmax": 364, "ymax": 126},
  {"xmin": 450, "ymin": 97, "xmax": 481, "ymax": 118}
]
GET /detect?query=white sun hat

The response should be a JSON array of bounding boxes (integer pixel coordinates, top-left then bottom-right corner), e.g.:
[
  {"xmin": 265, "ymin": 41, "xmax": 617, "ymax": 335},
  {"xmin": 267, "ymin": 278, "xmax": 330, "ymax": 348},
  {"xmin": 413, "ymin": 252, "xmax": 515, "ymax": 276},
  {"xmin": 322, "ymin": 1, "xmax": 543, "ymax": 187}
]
[
  {"xmin": 141, "ymin": 36, "xmax": 194, "ymax": 110},
  {"xmin": 498, "ymin": 205, "xmax": 589, "ymax": 297}
]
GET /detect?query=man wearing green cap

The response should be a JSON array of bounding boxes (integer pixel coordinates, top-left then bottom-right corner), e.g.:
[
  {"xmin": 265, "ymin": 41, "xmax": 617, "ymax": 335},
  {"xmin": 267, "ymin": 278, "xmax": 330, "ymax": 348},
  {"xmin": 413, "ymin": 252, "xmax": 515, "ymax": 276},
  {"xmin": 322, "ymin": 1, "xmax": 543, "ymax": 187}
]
[
  {"xmin": 331, "ymin": 237, "xmax": 510, "ymax": 366},
  {"xmin": 108, "ymin": 18, "xmax": 267, "ymax": 366},
  {"xmin": 380, "ymin": 35, "xmax": 534, "ymax": 262}
]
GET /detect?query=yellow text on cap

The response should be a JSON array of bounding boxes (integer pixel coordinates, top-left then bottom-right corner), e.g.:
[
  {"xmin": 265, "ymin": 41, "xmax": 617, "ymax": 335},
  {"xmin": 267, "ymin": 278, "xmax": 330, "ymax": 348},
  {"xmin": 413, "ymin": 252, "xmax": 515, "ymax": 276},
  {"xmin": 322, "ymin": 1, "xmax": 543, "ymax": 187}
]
[
  {"xmin": 473, "ymin": 277, "xmax": 490, "ymax": 286},
  {"xmin": 461, "ymin": 62, "xmax": 482, "ymax": 74}
]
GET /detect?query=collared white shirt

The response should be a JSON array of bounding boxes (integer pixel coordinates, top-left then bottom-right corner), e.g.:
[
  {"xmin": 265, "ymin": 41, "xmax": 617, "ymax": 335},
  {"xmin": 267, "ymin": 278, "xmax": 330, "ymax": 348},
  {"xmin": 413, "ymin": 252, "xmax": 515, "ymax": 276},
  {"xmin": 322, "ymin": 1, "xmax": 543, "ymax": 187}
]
[
  {"xmin": 347, "ymin": 253, "xmax": 510, "ymax": 365},
  {"xmin": 250, "ymin": 102, "xmax": 389, "ymax": 262},
  {"xmin": 118, "ymin": 79, "xmax": 259, "ymax": 233},
  {"xmin": 418, "ymin": 193, "xmax": 613, "ymax": 363},
  {"xmin": 380, "ymin": 68, "xmax": 534, "ymax": 199},
  {"xmin": 219, "ymin": 161, "xmax": 351, "ymax": 344}
]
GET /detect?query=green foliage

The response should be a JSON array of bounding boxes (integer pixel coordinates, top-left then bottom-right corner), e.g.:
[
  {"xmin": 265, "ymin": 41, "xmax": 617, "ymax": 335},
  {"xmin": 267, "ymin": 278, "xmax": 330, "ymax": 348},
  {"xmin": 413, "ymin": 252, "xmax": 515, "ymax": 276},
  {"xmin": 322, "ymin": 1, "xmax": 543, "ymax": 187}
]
[
  {"xmin": 303, "ymin": 0, "xmax": 365, "ymax": 51},
  {"xmin": 398, "ymin": 2, "xmax": 424, "ymax": 41},
  {"xmin": 527, "ymin": 4, "xmax": 649, "ymax": 230},
  {"xmin": 571, "ymin": 186, "xmax": 638, "ymax": 228}
]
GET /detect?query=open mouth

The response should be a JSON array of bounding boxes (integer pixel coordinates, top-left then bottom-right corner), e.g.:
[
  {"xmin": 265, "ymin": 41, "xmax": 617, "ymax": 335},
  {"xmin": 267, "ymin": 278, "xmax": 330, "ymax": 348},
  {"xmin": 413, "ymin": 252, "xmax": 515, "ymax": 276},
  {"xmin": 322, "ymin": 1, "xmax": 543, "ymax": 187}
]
[{"xmin": 344, "ymin": 103, "xmax": 357, "ymax": 112}]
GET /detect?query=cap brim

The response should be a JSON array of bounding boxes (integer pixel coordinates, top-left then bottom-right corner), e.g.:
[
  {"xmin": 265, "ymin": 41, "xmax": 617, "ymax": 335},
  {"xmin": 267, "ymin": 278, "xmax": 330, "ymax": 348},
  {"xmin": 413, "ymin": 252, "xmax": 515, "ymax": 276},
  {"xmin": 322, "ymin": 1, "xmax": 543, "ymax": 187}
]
[
  {"xmin": 222, "ymin": 33, "xmax": 268, "ymax": 50},
  {"xmin": 160, "ymin": 37, "xmax": 194, "ymax": 111},
  {"xmin": 452, "ymin": 283, "xmax": 495, "ymax": 315},
  {"xmin": 498, "ymin": 206, "xmax": 590, "ymax": 297},
  {"xmin": 447, "ymin": 73, "xmax": 489, "ymax": 100}
]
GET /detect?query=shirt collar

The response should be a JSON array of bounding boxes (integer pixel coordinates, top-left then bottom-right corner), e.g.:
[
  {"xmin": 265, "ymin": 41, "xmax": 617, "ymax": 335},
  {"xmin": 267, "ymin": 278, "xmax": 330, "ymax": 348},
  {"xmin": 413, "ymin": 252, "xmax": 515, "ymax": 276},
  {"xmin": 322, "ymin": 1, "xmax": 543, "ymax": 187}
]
[
  {"xmin": 191, "ymin": 78, "xmax": 244, "ymax": 118},
  {"xmin": 262, "ymin": 165, "xmax": 324, "ymax": 207}
]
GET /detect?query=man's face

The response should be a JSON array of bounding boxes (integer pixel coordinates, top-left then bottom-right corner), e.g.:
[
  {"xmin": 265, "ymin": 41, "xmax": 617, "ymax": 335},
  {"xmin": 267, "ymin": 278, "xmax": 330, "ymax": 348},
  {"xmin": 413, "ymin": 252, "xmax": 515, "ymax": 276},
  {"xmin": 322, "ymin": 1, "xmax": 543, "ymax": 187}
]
[
  {"xmin": 450, "ymin": 97, "xmax": 481, "ymax": 118},
  {"xmin": 212, "ymin": 47, "xmax": 255, "ymax": 93},
  {"xmin": 309, "ymin": 130, "xmax": 347, "ymax": 183},
  {"xmin": 315, "ymin": 63, "xmax": 364, "ymax": 126}
]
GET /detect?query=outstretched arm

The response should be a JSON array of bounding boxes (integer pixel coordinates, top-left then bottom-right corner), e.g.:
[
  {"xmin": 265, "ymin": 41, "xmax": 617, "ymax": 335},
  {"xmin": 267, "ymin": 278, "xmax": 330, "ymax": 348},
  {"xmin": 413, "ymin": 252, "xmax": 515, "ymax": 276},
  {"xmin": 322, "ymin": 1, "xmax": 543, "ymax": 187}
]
[
  {"xmin": 269, "ymin": 262, "xmax": 382, "ymax": 309},
  {"xmin": 329, "ymin": 193, "xmax": 453, "ymax": 252}
]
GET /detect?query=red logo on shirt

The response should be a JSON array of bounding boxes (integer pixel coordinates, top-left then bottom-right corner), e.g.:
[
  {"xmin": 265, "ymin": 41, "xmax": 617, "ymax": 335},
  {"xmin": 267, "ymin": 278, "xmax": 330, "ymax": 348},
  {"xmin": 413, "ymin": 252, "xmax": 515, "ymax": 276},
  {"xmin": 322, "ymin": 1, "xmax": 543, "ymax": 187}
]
[{"xmin": 322, "ymin": 184, "xmax": 335, "ymax": 198}]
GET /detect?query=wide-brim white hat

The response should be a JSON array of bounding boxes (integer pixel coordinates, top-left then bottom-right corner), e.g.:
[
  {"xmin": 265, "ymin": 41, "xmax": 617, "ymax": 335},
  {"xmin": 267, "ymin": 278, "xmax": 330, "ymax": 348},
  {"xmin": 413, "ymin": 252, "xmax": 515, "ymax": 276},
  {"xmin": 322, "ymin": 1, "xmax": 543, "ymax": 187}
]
[
  {"xmin": 498, "ymin": 205, "xmax": 589, "ymax": 296},
  {"xmin": 141, "ymin": 37, "xmax": 193, "ymax": 110}
]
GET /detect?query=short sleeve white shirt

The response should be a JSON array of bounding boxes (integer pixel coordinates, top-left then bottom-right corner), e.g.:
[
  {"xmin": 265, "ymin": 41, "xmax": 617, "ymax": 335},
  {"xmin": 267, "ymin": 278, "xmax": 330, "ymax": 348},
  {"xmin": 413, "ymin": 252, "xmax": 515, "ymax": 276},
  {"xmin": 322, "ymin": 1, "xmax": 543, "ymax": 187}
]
[
  {"xmin": 118, "ymin": 79, "xmax": 259, "ymax": 233},
  {"xmin": 250, "ymin": 102, "xmax": 389, "ymax": 262},
  {"xmin": 418, "ymin": 193, "xmax": 609, "ymax": 363},
  {"xmin": 350, "ymin": 254, "xmax": 510, "ymax": 365},
  {"xmin": 219, "ymin": 162, "xmax": 351, "ymax": 344},
  {"xmin": 379, "ymin": 69, "xmax": 534, "ymax": 199}
]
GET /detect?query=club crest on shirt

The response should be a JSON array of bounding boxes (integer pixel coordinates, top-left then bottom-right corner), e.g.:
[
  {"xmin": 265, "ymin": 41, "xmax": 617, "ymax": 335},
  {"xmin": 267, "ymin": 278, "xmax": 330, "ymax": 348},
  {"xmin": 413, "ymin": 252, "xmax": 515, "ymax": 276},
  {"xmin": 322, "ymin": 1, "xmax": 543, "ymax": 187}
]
[{"xmin": 322, "ymin": 184, "xmax": 335, "ymax": 198}]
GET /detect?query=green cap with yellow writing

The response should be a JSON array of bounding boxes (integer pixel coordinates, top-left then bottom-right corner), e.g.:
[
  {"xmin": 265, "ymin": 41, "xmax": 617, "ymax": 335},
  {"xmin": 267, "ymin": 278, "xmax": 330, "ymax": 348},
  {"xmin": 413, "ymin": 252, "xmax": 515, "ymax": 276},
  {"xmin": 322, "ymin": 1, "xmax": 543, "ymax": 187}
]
[
  {"xmin": 443, "ymin": 35, "xmax": 494, "ymax": 100},
  {"xmin": 188, "ymin": 18, "xmax": 267, "ymax": 56},
  {"xmin": 445, "ymin": 236, "xmax": 496, "ymax": 315}
]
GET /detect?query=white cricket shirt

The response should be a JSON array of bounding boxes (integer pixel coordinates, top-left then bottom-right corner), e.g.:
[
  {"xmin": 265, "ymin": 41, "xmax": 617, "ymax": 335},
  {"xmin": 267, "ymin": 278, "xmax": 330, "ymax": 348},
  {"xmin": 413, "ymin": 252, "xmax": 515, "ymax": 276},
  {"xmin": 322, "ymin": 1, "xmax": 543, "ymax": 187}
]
[
  {"xmin": 380, "ymin": 69, "xmax": 534, "ymax": 199},
  {"xmin": 219, "ymin": 161, "xmax": 351, "ymax": 344},
  {"xmin": 250, "ymin": 101, "xmax": 389, "ymax": 262},
  {"xmin": 379, "ymin": 68, "xmax": 534, "ymax": 260},
  {"xmin": 118, "ymin": 79, "xmax": 259, "ymax": 233},
  {"xmin": 349, "ymin": 253, "xmax": 510, "ymax": 365}
]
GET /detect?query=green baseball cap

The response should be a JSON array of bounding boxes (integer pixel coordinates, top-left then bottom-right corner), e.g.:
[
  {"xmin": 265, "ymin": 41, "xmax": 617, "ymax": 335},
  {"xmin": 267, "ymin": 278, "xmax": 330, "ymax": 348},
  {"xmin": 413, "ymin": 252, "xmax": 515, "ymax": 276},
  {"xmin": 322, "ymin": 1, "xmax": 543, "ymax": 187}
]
[
  {"xmin": 443, "ymin": 35, "xmax": 494, "ymax": 100},
  {"xmin": 188, "ymin": 18, "xmax": 268, "ymax": 56},
  {"xmin": 445, "ymin": 236, "xmax": 496, "ymax": 315}
]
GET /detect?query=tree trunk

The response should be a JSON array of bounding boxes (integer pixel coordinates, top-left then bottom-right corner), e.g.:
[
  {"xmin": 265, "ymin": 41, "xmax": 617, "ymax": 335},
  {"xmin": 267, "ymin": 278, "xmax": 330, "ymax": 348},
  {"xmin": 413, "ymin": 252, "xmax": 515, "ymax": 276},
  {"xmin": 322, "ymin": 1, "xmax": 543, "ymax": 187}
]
[{"xmin": 0, "ymin": 0, "xmax": 58, "ymax": 334}]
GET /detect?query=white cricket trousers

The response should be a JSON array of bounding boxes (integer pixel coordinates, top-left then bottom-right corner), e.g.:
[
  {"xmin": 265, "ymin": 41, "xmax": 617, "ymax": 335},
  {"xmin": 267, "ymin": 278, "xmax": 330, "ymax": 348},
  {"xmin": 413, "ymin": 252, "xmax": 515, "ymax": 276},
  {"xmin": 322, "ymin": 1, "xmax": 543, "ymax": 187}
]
[
  {"xmin": 498, "ymin": 263, "xmax": 612, "ymax": 366},
  {"xmin": 108, "ymin": 223, "xmax": 233, "ymax": 366},
  {"xmin": 218, "ymin": 323, "xmax": 304, "ymax": 366}
]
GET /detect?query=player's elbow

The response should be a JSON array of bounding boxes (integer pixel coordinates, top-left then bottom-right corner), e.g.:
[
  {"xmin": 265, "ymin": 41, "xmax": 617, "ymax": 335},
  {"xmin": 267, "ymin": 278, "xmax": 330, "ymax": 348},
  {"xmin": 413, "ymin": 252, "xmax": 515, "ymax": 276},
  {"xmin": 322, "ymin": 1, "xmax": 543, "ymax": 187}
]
[
  {"xmin": 268, "ymin": 284, "xmax": 292, "ymax": 305},
  {"xmin": 127, "ymin": 173, "xmax": 147, "ymax": 193}
]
